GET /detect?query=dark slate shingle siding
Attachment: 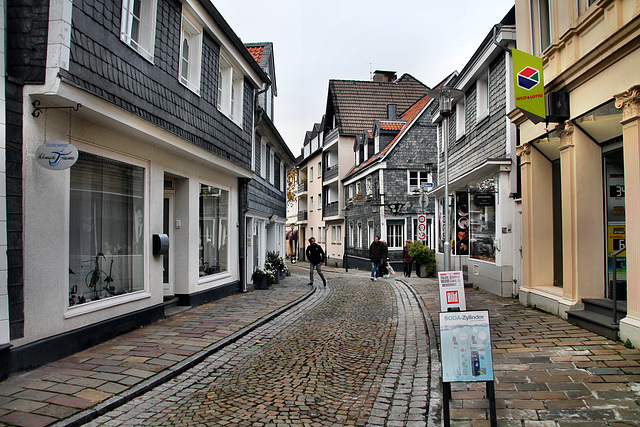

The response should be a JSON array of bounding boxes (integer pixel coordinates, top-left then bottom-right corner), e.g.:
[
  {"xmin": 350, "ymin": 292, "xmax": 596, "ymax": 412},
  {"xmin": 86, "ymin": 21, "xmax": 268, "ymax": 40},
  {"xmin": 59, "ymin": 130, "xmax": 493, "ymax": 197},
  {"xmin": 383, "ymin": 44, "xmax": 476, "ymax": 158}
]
[
  {"xmin": 66, "ymin": 0, "xmax": 254, "ymax": 170},
  {"xmin": 6, "ymin": 0, "xmax": 49, "ymax": 84},
  {"xmin": 248, "ymin": 178, "xmax": 286, "ymax": 217}
]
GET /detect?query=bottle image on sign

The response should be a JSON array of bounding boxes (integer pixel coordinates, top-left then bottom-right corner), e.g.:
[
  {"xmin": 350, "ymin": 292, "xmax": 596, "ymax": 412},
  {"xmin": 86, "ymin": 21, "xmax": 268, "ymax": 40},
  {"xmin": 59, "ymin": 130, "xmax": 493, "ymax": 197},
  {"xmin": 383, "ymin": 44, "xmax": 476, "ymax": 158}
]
[
  {"xmin": 452, "ymin": 336, "xmax": 461, "ymax": 376},
  {"xmin": 471, "ymin": 335, "xmax": 481, "ymax": 376}
]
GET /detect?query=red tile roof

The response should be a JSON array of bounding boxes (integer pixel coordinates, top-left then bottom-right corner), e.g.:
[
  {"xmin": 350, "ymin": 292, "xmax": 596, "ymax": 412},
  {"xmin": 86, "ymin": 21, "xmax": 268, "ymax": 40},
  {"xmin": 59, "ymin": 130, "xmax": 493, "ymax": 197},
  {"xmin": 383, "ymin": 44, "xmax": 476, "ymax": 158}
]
[
  {"xmin": 246, "ymin": 45, "xmax": 264, "ymax": 65},
  {"xmin": 379, "ymin": 121, "xmax": 405, "ymax": 131}
]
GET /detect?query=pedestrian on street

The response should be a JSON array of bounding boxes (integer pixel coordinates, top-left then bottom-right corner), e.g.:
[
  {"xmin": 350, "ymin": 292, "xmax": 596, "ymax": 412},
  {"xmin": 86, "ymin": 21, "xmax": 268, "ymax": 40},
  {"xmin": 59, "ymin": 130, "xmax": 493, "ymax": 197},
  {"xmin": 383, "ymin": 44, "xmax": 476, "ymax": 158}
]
[
  {"xmin": 305, "ymin": 237, "xmax": 327, "ymax": 287},
  {"xmin": 380, "ymin": 240, "xmax": 389, "ymax": 278},
  {"xmin": 403, "ymin": 240, "xmax": 413, "ymax": 277},
  {"xmin": 369, "ymin": 236, "xmax": 383, "ymax": 281}
]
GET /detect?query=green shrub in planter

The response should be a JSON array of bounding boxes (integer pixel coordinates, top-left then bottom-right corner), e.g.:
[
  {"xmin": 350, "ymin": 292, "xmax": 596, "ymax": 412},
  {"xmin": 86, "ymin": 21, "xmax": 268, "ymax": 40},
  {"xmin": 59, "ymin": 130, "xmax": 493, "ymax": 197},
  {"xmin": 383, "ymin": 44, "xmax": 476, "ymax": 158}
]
[{"xmin": 409, "ymin": 241, "xmax": 435, "ymax": 277}]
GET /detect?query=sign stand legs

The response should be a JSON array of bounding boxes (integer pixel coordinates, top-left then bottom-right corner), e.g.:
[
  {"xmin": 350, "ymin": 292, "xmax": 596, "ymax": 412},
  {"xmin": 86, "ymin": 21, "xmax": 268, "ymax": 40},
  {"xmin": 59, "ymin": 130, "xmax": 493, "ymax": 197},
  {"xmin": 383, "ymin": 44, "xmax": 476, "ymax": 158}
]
[
  {"xmin": 487, "ymin": 380, "xmax": 497, "ymax": 427},
  {"xmin": 442, "ymin": 381, "xmax": 496, "ymax": 427},
  {"xmin": 443, "ymin": 381, "xmax": 451, "ymax": 426}
]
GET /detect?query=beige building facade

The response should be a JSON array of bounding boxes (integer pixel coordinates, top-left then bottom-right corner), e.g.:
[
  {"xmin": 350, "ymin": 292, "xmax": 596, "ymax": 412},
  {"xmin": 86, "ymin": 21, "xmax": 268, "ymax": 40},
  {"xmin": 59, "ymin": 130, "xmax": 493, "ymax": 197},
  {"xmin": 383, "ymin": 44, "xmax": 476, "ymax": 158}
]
[{"xmin": 512, "ymin": 0, "xmax": 640, "ymax": 345}]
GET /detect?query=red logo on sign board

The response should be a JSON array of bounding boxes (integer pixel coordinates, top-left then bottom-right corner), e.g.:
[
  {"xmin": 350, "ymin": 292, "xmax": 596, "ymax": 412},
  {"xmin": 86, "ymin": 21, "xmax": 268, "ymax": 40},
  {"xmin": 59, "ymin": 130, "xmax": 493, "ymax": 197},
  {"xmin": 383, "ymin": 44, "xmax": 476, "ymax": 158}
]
[{"xmin": 446, "ymin": 290, "xmax": 459, "ymax": 304}]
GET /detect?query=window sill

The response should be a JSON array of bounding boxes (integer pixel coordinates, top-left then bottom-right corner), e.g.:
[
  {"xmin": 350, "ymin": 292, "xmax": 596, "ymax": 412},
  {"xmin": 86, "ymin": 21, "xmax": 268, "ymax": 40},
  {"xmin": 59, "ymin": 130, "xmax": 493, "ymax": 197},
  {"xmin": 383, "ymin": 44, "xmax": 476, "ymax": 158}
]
[
  {"xmin": 198, "ymin": 271, "xmax": 232, "ymax": 286},
  {"xmin": 217, "ymin": 107, "xmax": 242, "ymax": 129},
  {"xmin": 180, "ymin": 77, "xmax": 201, "ymax": 96},
  {"xmin": 65, "ymin": 291, "xmax": 152, "ymax": 318}
]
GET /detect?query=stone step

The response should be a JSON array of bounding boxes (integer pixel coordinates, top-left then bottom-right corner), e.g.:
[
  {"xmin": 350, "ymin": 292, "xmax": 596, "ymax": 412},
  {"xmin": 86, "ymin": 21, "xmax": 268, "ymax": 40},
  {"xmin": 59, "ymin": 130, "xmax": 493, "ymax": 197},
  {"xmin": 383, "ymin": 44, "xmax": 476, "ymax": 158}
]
[
  {"xmin": 582, "ymin": 298, "xmax": 627, "ymax": 318},
  {"xmin": 567, "ymin": 309, "xmax": 619, "ymax": 341}
]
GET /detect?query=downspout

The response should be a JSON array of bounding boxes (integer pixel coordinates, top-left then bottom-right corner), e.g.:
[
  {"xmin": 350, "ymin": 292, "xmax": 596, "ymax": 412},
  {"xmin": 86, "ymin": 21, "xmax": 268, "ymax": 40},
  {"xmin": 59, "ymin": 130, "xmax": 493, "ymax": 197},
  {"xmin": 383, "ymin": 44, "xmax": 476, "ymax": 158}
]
[{"xmin": 254, "ymin": 83, "xmax": 270, "ymax": 127}]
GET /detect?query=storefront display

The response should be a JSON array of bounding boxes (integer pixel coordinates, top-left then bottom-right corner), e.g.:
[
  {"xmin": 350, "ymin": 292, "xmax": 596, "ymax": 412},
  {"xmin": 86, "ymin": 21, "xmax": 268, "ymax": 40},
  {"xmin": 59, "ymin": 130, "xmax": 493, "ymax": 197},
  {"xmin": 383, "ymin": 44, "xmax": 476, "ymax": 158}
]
[
  {"xmin": 68, "ymin": 152, "xmax": 145, "ymax": 305},
  {"xmin": 199, "ymin": 184, "xmax": 229, "ymax": 276}
]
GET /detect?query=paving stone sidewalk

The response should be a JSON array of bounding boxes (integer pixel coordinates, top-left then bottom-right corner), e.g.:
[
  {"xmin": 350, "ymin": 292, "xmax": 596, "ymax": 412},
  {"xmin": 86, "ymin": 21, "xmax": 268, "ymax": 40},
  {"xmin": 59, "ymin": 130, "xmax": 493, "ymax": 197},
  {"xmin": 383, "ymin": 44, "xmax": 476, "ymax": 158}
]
[
  {"xmin": 406, "ymin": 276, "xmax": 640, "ymax": 426},
  {"xmin": 0, "ymin": 274, "xmax": 312, "ymax": 427}
]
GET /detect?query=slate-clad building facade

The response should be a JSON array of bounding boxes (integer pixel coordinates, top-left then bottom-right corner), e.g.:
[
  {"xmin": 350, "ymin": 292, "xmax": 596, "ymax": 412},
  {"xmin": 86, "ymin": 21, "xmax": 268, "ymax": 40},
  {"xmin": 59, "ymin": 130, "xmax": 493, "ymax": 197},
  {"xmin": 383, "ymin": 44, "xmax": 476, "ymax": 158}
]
[
  {"xmin": 1, "ymin": 0, "xmax": 272, "ymax": 378},
  {"xmin": 343, "ymin": 94, "xmax": 439, "ymax": 272},
  {"xmin": 431, "ymin": 9, "xmax": 520, "ymax": 297},
  {"xmin": 245, "ymin": 42, "xmax": 295, "ymax": 284}
]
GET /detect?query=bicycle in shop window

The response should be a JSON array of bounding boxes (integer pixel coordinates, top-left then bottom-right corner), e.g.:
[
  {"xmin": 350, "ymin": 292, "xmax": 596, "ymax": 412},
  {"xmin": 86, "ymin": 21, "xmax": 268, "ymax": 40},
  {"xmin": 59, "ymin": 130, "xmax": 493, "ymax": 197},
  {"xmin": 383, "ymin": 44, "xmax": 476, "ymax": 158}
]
[{"xmin": 69, "ymin": 252, "xmax": 121, "ymax": 305}]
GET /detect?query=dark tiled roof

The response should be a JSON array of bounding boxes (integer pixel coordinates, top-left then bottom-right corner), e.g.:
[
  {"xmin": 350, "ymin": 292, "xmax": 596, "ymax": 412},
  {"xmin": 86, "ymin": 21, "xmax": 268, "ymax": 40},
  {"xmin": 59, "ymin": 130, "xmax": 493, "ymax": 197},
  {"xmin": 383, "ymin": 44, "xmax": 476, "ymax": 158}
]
[
  {"xmin": 345, "ymin": 93, "xmax": 432, "ymax": 179},
  {"xmin": 327, "ymin": 73, "xmax": 428, "ymax": 135}
]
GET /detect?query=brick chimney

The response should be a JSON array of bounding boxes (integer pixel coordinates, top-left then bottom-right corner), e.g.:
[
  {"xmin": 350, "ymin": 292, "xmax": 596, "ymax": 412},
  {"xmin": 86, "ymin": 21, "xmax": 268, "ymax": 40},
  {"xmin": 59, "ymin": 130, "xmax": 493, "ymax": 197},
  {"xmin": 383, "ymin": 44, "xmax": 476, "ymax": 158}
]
[{"xmin": 373, "ymin": 70, "xmax": 397, "ymax": 83}]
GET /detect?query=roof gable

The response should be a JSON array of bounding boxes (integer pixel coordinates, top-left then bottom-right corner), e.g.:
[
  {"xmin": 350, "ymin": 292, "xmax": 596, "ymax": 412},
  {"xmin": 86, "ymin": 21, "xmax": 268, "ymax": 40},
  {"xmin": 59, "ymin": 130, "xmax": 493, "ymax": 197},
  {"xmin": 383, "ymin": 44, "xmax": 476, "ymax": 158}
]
[{"xmin": 326, "ymin": 73, "xmax": 429, "ymax": 135}]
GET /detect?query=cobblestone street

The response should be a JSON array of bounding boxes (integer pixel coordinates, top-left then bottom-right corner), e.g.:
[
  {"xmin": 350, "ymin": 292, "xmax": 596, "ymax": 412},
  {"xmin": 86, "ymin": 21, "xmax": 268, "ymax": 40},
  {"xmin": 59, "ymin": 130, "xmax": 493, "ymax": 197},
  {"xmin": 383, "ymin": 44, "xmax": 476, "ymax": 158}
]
[{"xmin": 86, "ymin": 270, "xmax": 430, "ymax": 426}]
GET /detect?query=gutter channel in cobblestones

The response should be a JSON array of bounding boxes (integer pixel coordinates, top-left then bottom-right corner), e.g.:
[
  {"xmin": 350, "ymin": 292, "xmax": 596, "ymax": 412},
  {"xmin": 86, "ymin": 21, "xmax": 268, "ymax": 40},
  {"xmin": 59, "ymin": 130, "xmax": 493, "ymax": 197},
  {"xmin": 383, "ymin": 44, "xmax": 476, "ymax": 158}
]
[{"xmin": 401, "ymin": 279, "xmax": 443, "ymax": 427}]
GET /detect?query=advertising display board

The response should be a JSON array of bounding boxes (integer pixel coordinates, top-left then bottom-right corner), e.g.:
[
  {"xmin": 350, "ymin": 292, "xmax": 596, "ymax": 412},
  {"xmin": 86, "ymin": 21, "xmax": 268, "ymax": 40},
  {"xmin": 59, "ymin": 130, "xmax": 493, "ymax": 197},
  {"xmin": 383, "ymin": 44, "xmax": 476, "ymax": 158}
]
[
  {"xmin": 438, "ymin": 271, "xmax": 466, "ymax": 312},
  {"xmin": 440, "ymin": 310, "xmax": 494, "ymax": 383},
  {"xmin": 512, "ymin": 48, "xmax": 545, "ymax": 123}
]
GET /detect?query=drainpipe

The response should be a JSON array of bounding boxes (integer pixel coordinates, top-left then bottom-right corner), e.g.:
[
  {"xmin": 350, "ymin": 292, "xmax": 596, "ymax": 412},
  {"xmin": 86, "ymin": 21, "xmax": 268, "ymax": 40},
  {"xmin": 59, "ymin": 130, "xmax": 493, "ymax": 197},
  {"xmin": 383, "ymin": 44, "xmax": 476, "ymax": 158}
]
[{"xmin": 254, "ymin": 83, "xmax": 270, "ymax": 127}]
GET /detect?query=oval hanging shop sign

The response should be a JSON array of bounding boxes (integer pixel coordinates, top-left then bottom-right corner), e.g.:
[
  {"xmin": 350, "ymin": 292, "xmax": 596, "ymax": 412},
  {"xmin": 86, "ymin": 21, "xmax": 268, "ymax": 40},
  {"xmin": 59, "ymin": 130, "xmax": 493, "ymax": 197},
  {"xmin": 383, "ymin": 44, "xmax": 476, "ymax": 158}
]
[{"xmin": 35, "ymin": 141, "xmax": 78, "ymax": 170}]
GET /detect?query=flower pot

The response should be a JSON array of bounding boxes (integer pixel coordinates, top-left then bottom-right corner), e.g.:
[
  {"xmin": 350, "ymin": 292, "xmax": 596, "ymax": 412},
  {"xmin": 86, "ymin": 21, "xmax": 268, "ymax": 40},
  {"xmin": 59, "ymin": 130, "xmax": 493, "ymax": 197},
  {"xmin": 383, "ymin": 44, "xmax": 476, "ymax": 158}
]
[
  {"xmin": 419, "ymin": 264, "xmax": 429, "ymax": 278},
  {"xmin": 254, "ymin": 276, "xmax": 268, "ymax": 290}
]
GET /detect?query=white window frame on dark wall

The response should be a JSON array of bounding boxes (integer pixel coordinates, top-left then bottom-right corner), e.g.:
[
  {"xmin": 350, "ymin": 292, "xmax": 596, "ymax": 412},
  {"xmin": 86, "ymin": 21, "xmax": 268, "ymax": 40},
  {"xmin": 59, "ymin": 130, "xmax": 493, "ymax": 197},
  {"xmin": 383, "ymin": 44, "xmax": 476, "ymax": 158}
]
[
  {"xmin": 218, "ymin": 53, "xmax": 244, "ymax": 126},
  {"xmin": 179, "ymin": 11, "xmax": 203, "ymax": 95},
  {"xmin": 120, "ymin": 0, "xmax": 157, "ymax": 62},
  {"xmin": 476, "ymin": 69, "xmax": 489, "ymax": 121},
  {"xmin": 456, "ymin": 96, "xmax": 466, "ymax": 140}
]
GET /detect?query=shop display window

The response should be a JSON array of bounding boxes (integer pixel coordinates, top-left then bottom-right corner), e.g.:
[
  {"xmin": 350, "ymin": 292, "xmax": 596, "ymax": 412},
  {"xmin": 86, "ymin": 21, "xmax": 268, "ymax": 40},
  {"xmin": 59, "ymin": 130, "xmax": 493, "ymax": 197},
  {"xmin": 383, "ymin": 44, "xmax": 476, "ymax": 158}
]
[
  {"xmin": 69, "ymin": 152, "xmax": 145, "ymax": 306},
  {"xmin": 199, "ymin": 184, "xmax": 229, "ymax": 276},
  {"xmin": 469, "ymin": 193, "xmax": 496, "ymax": 262}
]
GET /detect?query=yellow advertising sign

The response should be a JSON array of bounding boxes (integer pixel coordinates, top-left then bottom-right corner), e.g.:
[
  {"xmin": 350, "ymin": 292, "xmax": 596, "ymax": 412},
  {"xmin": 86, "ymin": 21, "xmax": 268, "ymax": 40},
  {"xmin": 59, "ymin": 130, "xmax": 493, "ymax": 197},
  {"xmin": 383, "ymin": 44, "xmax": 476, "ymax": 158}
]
[{"xmin": 512, "ymin": 49, "xmax": 545, "ymax": 123}]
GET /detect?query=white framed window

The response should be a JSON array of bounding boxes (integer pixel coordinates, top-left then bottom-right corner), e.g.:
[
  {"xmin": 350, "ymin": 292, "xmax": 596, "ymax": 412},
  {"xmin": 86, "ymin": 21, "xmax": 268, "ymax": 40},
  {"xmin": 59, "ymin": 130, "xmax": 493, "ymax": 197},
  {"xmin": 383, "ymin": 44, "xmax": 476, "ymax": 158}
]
[
  {"xmin": 68, "ymin": 151, "xmax": 146, "ymax": 310},
  {"xmin": 199, "ymin": 184, "xmax": 229, "ymax": 277},
  {"xmin": 310, "ymin": 196, "xmax": 314, "ymax": 211},
  {"xmin": 387, "ymin": 220, "xmax": 404, "ymax": 250},
  {"xmin": 318, "ymin": 193, "xmax": 322, "ymax": 209},
  {"xmin": 348, "ymin": 184, "xmax": 354, "ymax": 202},
  {"xmin": 179, "ymin": 12, "xmax": 202, "ymax": 94},
  {"xmin": 357, "ymin": 222, "xmax": 363, "ymax": 249},
  {"xmin": 408, "ymin": 171, "xmax": 430, "ymax": 193},
  {"xmin": 476, "ymin": 70, "xmax": 489, "ymax": 121},
  {"xmin": 310, "ymin": 227, "xmax": 314, "ymax": 239},
  {"xmin": 317, "ymin": 162, "xmax": 321, "ymax": 178},
  {"xmin": 317, "ymin": 226, "xmax": 323, "ymax": 243},
  {"xmin": 218, "ymin": 54, "xmax": 244, "ymax": 125},
  {"xmin": 310, "ymin": 167, "xmax": 314, "ymax": 182},
  {"xmin": 332, "ymin": 225, "xmax": 342, "ymax": 244},
  {"xmin": 120, "ymin": 0, "xmax": 157, "ymax": 62},
  {"xmin": 348, "ymin": 222, "xmax": 354, "ymax": 247},
  {"xmin": 366, "ymin": 176, "xmax": 373, "ymax": 197},
  {"xmin": 456, "ymin": 96, "xmax": 466, "ymax": 139}
]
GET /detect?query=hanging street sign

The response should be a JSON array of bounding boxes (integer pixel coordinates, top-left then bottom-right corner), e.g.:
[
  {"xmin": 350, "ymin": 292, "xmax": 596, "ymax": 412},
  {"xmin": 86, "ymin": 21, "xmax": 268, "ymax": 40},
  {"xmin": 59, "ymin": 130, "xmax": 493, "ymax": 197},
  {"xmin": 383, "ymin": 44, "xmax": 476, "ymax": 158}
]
[
  {"xmin": 512, "ymin": 48, "xmax": 546, "ymax": 123},
  {"xmin": 36, "ymin": 141, "xmax": 79, "ymax": 170}
]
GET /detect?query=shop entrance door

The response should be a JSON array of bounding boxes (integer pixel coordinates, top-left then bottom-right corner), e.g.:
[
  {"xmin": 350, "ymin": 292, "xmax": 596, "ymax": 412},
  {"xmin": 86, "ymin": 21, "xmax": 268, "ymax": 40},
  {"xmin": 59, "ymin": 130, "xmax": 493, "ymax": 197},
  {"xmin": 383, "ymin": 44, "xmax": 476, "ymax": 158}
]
[
  {"xmin": 604, "ymin": 147, "xmax": 626, "ymax": 300},
  {"xmin": 163, "ymin": 192, "xmax": 175, "ymax": 297}
]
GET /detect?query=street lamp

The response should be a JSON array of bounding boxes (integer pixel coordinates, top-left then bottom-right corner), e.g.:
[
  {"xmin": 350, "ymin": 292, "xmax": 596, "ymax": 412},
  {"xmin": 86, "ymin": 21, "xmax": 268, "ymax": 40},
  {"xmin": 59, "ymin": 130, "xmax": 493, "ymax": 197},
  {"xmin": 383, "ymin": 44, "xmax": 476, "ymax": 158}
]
[{"xmin": 427, "ymin": 87, "xmax": 463, "ymax": 272}]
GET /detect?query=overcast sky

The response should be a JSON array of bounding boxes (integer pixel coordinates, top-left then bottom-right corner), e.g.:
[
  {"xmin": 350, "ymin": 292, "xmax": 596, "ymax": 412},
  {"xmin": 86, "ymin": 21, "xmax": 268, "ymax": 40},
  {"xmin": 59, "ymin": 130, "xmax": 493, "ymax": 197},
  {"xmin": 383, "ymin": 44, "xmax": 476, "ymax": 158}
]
[{"xmin": 213, "ymin": 0, "xmax": 515, "ymax": 157}]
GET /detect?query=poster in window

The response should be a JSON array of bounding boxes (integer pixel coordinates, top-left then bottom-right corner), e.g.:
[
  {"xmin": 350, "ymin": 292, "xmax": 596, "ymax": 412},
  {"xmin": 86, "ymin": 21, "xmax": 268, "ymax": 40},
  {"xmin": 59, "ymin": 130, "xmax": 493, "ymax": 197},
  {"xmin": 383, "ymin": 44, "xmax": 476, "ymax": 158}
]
[{"xmin": 456, "ymin": 193, "xmax": 469, "ymax": 255}]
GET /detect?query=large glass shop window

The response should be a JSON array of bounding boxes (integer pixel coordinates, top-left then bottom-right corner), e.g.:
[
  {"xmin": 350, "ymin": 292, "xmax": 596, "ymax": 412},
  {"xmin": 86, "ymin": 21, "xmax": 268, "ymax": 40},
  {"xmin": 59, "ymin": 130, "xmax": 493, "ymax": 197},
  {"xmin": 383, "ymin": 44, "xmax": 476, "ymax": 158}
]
[
  {"xmin": 199, "ymin": 184, "xmax": 229, "ymax": 276},
  {"xmin": 469, "ymin": 192, "xmax": 496, "ymax": 262},
  {"xmin": 69, "ymin": 152, "xmax": 145, "ymax": 306}
]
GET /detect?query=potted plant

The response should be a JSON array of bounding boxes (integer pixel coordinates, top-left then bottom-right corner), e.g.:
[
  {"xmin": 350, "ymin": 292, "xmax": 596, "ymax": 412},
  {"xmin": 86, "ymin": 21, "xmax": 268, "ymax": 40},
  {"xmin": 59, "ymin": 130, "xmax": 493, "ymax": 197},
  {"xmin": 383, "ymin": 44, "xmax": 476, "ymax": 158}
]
[
  {"xmin": 251, "ymin": 268, "xmax": 268, "ymax": 289},
  {"xmin": 265, "ymin": 251, "xmax": 286, "ymax": 282},
  {"xmin": 409, "ymin": 241, "xmax": 436, "ymax": 277}
]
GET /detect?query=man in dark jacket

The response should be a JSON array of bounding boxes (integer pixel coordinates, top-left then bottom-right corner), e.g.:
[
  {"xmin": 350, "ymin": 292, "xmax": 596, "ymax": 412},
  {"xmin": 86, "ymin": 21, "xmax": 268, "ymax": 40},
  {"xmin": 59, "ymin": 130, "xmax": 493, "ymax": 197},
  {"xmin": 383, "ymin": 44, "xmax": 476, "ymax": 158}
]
[
  {"xmin": 369, "ymin": 236, "xmax": 383, "ymax": 281},
  {"xmin": 305, "ymin": 237, "xmax": 327, "ymax": 287}
]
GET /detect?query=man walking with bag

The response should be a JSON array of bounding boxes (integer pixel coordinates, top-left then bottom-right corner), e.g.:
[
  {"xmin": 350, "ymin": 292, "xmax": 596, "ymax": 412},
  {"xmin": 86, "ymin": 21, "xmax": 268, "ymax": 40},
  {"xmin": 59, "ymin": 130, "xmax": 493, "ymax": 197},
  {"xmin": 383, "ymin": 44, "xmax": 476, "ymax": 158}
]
[{"xmin": 306, "ymin": 237, "xmax": 327, "ymax": 287}]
